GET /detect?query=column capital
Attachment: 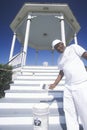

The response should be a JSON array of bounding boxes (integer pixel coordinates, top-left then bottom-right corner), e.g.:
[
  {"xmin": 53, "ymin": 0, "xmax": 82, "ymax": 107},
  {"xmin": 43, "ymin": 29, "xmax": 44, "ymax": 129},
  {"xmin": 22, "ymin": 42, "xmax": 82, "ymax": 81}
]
[
  {"xmin": 55, "ymin": 14, "xmax": 64, "ymax": 22},
  {"xmin": 27, "ymin": 14, "xmax": 37, "ymax": 21},
  {"xmin": 13, "ymin": 32, "xmax": 16, "ymax": 35}
]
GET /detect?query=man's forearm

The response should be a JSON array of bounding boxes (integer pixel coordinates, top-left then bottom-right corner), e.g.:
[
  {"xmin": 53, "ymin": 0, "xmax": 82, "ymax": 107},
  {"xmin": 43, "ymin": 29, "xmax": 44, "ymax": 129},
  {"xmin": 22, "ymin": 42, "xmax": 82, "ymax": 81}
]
[
  {"xmin": 54, "ymin": 70, "xmax": 64, "ymax": 86},
  {"xmin": 82, "ymin": 52, "xmax": 87, "ymax": 60}
]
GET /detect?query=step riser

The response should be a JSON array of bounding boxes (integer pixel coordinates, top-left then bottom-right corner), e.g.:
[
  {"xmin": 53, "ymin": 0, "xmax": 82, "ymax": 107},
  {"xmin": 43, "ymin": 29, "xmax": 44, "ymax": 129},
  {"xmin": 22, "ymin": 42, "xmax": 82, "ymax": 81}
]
[
  {"xmin": 17, "ymin": 76, "xmax": 59, "ymax": 80},
  {"xmin": 17, "ymin": 75, "xmax": 65, "ymax": 78},
  {"xmin": 0, "ymin": 116, "xmax": 65, "ymax": 125},
  {"xmin": 5, "ymin": 92, "xmax": 63, "ymax": 99},
  {"xmin": 0, "ymin": 124, "xmax": 66, "ymax": 130},
  {"xmin": 10, "ymin": 85, "xmax": 65, "ymax": 92},
  {"xmin": 31, "ymin": 73, "xmax": 58, "ymax": 75},
  {"xmin": 0, "ymin": 102, "xmax": 63, "ymax": 109},
  {"xmin": 0, "ymin": 108, "xmax": 64, "ymax": 117},
  {"xmin": 0, "ymin": 98, "xmax": 63, "ymax": 103},
  {"xmin": 22, "ymin": 66, "xmax": 58, "ymax": 69},
  {"xmin": 21, "ymin": 69, "xmax": 59, "ymax": 73},
  {"xmin": 14, "ymin": 80, "xmax": 65, "ymax": 85},
  {"xmin": 19, "ymin": 72, "xmax": 60, "ymax": 74}
]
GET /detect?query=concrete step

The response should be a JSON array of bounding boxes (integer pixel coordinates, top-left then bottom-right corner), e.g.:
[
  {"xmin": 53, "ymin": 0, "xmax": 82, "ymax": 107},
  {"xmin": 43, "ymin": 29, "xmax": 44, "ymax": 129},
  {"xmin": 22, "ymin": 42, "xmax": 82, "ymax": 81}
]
[
  {"xmin": 0, "ymin": 116, "xmax": 66, "ymax": 130},
  {"xmin": 14, "ymin": 79, "xmax": 65, "ymax": 85},
  {"xmin": 0, "ymin": 96, "xmax": 63, "ymax": 103},
  {"xmin": 10, "ymin": 83, "xmax": 65, "ymax": 94},
  {"xmin": 10, "ymin": 84, "xmax": 64, "ymax": 90},
  {"xmin": 21, "ymin": 69, "xmax": 59, "ymax": 75},
  {"xmin": 17, "ymin": 75, "xmax": 60, "ymax": 80},
  {"xmin": 0, "ymin": 102, "xmax": 64, "ymax": 117},
  {"xmin": 0, "ymin": 116, "xmax": 65, "ymax": 125},
  {"xmin": 0, "ymin": 108, "xmax": 64, "ymax": 117},
  {"xmin": 22, "ymin": 66, "xmax": 59, "ymax": 70},
  {"xmin": 0, "ymin": 116, "xmax": 83, "ymax": 130},
  {"xmin": 18, "ymin": 72, "xmax": 59, "ymax": 76},
  {"xmin": 10, "ymin": 85, "xmax": 48, "ymax": 91},
  {"xmin": 0, "ymin": 124, "xmax": 66, "ymax": 130},
  {"xmin": 5, "ymin": 91, "xmax": 63, "ymax": 99},
  {"xmin": 10, "ymin": 84, "xmax": 40, "ymax": 88},
  {"xmin": 5, "ymin": 89, "xmax": 64, "ymax": 94},
  {"xmin": 21, "ymin": 72, "xmax": 59, "ymax": 75},
  {"xmin": 32, "ymin": 72, "xmax": 58, "ymax": 76},
  {"xmin": 0, "ymin": 102, "xmax": 63, "ymax": 109},
  {"xmin": 5, "ymin": 89, "xmax": 49, "ymax": 93}
]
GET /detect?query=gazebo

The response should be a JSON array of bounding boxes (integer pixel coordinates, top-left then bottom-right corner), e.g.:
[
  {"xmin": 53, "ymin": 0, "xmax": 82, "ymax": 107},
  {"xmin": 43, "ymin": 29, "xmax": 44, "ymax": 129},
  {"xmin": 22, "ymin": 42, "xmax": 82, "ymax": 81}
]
[
  {"xmin": 9, "ymin": 3, "xmax": 80, "ymax": 67},
  {"xmin": 0, "ymin": 4, "xmax": 82, "ymax": 128}
]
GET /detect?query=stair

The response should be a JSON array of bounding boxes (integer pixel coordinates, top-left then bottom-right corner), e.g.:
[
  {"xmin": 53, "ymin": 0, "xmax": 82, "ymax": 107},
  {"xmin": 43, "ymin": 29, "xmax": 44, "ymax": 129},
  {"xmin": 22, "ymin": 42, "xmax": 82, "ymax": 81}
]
[{"xmin": 0, "ymin": 66, "xmax": 83, "ymax": 130}]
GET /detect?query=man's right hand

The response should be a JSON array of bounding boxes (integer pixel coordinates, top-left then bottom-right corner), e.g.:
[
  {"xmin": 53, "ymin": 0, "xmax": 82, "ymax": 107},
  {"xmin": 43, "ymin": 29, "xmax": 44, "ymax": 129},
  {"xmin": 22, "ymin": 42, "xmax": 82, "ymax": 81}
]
[
  {"xmin": 49, "ymin": 83, "xmax": 56, "ymax": 90},
  {"xmin": 49, "ymin": 70, "xmax": 64, "ymax": 90}
]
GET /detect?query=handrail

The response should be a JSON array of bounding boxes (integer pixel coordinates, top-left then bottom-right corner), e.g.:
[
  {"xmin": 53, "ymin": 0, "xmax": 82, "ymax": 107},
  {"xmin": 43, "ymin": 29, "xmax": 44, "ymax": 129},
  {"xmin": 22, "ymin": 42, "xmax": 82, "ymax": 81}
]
[
  {"xmin": 6, "ymin": 51, "xmax": 25, "ymax": 67},
  {"xmin": 6, "ymin": 52, "xmax": 22, "ymax": 65}
]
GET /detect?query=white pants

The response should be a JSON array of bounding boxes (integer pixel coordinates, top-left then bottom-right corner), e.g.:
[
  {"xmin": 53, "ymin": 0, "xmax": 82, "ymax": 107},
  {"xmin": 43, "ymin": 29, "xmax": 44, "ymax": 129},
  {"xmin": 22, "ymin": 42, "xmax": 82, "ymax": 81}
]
[{"xmin": 63, "ymin": 81, "xmax": 87, "ymax": 130}]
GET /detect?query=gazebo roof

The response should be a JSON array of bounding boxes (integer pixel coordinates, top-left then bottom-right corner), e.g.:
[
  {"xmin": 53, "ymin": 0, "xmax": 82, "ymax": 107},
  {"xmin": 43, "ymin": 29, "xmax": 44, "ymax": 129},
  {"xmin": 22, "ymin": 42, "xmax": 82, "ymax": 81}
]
[{"xmin": 10, "ymin": 3, "xmax": 80, "ymax": 50}]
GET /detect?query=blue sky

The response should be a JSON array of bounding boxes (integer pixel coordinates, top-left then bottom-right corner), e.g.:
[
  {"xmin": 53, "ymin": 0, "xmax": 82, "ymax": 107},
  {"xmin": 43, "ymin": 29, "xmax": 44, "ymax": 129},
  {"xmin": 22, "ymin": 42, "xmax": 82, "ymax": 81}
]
[{"xmin": 0, "ymin": 0, "xmax": 87, "ymax": 66}]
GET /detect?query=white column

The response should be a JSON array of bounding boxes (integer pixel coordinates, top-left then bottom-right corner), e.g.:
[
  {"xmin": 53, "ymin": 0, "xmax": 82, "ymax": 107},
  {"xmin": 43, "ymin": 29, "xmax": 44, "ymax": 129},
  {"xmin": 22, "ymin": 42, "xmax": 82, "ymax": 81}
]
[
  {"xmin": 22, "ymin": 14, "xmax": 31, "ymax": 66},
  {"xmin": 60, "ymin": 14, "xmax": 66, "ymax": 46},
  {"xmin": 74, "ymin": 33, "xmax": 78, "ymax": 44},
  {"xmin": 55, "ymin": 14, "xmax": 66, "ymax": 46},
  {"xmin": 9, "ymin": 32, "xmax": 16, "ymax": 61}
]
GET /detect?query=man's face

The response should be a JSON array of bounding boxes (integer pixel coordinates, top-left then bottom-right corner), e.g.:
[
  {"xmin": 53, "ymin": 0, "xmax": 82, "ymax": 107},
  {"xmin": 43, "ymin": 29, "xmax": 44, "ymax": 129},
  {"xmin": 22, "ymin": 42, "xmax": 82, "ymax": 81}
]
[{"xmin": 54, "ymin": 42, "xmax": 65, "ymax": 53}]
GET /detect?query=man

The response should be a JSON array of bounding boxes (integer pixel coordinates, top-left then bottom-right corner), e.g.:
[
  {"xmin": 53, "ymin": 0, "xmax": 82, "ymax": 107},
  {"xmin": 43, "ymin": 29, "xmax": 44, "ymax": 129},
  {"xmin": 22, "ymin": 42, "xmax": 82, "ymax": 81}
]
[{"xmin": 49, "ymin": 39, "xmax": 87, "ymax": 130}]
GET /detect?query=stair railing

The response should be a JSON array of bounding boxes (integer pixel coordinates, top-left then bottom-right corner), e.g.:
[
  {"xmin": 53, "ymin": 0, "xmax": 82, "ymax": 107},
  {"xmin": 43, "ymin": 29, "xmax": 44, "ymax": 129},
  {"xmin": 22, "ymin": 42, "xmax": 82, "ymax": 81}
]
[{"xmin": 7, "ymin": 51, "xmax": 25, "ymax": 68}]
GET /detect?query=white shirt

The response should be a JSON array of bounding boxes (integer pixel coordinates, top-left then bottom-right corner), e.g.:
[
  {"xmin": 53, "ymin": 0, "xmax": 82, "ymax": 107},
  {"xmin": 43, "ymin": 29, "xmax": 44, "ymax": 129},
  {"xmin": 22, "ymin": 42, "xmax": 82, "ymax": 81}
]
[{"xmin": 58, "ymin": 44, "xmax": 87, "ymax": 85}]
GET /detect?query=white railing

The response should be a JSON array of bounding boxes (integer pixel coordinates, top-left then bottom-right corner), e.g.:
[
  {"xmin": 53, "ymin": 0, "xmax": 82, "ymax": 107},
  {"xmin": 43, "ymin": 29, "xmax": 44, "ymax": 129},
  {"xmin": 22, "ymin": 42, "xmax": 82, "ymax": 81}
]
[{"xmin": 8, "ymin": 51, "xmax": 25, "ymax": 68}]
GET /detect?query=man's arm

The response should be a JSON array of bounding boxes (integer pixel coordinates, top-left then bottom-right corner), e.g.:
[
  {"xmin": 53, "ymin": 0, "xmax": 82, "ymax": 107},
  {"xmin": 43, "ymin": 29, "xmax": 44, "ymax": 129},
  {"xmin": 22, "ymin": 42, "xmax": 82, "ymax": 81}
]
[
  {"xmin": 49, "ymin": 70, "xmax": 64, "ymax": 89},
  {"xmin": 82, "ymin": 52, "xmax": 87, "ymax": 59}
]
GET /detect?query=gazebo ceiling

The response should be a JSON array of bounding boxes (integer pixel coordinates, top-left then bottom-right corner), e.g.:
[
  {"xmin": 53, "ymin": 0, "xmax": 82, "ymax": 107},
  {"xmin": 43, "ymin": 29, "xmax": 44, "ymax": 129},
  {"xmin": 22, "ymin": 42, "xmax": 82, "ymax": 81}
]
[{"xmin": 10, "ymin": 3, "xmax": 81, "ymax": 50}]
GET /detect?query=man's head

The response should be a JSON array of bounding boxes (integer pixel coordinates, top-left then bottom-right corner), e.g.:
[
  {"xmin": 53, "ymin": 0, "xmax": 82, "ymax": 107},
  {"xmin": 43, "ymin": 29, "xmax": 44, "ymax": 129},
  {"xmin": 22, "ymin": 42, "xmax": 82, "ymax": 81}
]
[{"xmin": 52, "ymin": 39, "xmax": 65, "ymax": 53}]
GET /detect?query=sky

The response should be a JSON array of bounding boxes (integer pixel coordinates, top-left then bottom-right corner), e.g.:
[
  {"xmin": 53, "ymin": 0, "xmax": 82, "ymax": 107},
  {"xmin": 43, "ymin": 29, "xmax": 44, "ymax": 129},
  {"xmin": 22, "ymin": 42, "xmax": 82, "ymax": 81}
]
[{"xmin": 0, "ymin": 0, "xmax": 87, "ymax": 66}]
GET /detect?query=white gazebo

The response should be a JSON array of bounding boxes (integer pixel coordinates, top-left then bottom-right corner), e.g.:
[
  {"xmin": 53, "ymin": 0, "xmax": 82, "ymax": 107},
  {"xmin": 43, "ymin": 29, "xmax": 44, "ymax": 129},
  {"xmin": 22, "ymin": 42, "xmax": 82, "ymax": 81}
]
[{"xmin": 9, "ymin": 3, "xmax": 80, "ymax": 67}]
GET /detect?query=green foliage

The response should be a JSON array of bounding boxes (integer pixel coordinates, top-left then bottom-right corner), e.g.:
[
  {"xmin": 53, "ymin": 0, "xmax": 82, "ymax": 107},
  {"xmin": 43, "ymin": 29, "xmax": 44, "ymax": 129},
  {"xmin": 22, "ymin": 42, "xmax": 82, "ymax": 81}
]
[{"xmin": 0, "ymin": 64, "xmax": 13, "ymax": 98}]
